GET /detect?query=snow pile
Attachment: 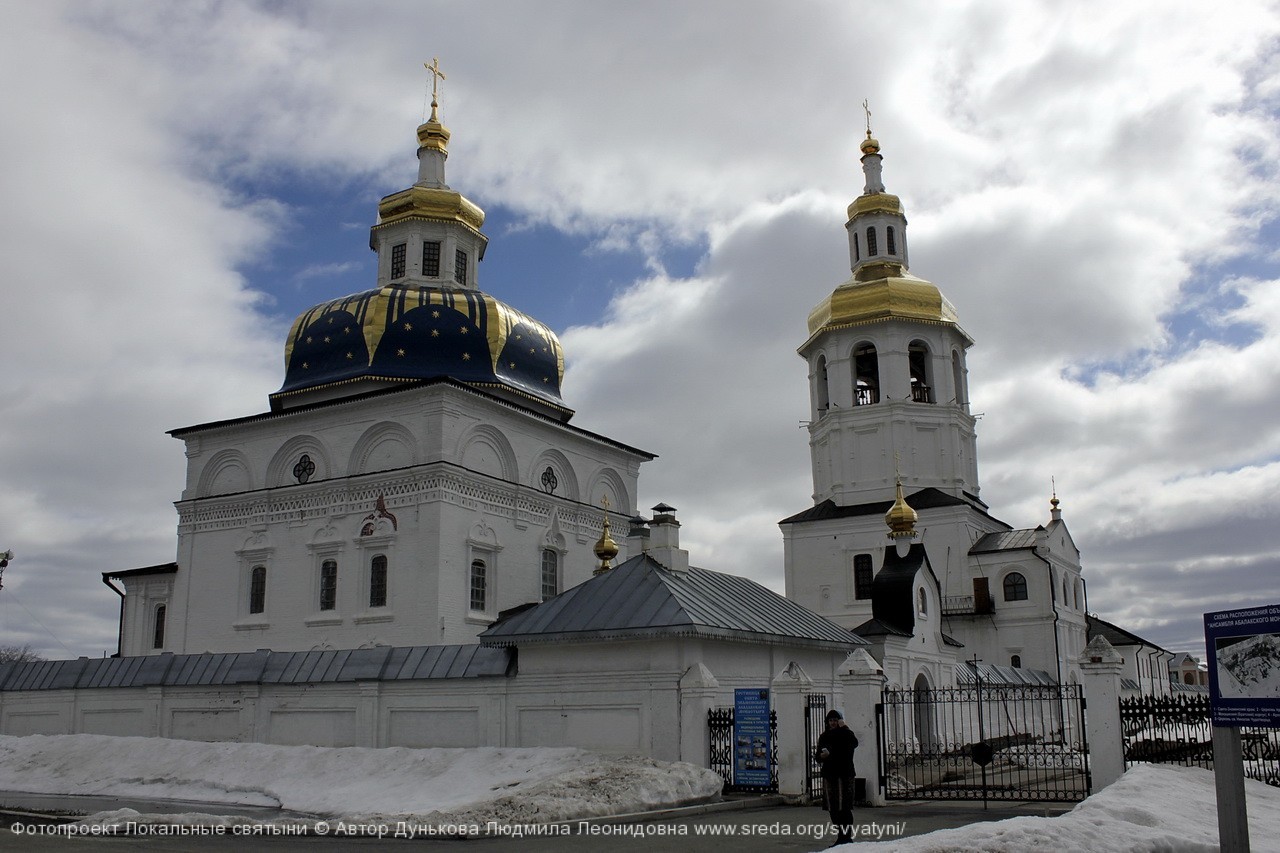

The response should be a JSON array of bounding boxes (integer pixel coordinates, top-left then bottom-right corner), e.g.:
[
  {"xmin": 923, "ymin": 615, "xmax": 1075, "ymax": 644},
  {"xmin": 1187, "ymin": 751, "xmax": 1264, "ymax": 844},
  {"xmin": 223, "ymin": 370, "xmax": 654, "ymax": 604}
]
[
  {"xmin": 0, "ymin": 734, "xmax": 721, "ymax": 825},
  {"xmin": 836, "ymin": 764, "xmax": 1280, "ymax": 853}
]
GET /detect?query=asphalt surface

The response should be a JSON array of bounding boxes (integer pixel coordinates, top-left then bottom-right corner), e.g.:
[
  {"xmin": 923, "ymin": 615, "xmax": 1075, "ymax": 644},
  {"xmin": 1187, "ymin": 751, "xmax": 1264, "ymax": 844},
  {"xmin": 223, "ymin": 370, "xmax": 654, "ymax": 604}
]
[{"xmin": 0, "ymin": 792, "xmax": 1071, "ymax": 851}]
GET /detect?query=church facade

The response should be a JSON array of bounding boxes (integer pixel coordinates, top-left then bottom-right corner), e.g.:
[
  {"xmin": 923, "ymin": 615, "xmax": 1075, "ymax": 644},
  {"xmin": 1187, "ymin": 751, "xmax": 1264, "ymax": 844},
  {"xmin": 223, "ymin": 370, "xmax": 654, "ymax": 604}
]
[
  {"xmin": 780, "ymin": 129, "xmax": 1089, "ymax": 690},
  {"xmin": 106, "ymin": 94, "xmax": 652, "ymax": 657}
]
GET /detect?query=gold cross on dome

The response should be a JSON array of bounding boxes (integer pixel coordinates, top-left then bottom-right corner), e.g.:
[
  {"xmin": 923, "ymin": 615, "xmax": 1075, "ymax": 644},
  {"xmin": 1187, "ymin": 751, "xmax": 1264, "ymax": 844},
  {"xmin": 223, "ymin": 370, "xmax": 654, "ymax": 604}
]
[
  {"xmin": 600, "ymin": 495, "xmax": 611, "ymax": 512},
  {"xmin": 424, "ymin": 57, "xmax": 446, "ymax": 103},
  {"xmin": 862, "ymin": 98, "xmax": 873, "ymax": 138}
]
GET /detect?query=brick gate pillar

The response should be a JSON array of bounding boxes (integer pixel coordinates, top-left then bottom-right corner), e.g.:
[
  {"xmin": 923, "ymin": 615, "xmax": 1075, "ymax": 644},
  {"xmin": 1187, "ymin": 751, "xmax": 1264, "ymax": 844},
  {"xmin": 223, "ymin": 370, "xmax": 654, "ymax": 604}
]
[
  {"xmin": 772, "ymin": 661, "xmax": 814, "ymax": 797},
  {"xmin": 1079, "ymin": 635, "xmax": 1126, "ymax": 791},
  {"xmin": 839, "ymin": 648, "xmax": 887, "ymax": 807}
]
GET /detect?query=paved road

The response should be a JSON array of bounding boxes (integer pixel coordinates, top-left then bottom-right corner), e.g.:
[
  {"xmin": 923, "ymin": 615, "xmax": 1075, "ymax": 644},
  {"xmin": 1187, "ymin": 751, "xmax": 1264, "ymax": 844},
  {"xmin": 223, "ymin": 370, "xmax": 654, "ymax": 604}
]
[{"xmin": 0, "ymin": 794, "xmax": 1070, "ymax": 852}]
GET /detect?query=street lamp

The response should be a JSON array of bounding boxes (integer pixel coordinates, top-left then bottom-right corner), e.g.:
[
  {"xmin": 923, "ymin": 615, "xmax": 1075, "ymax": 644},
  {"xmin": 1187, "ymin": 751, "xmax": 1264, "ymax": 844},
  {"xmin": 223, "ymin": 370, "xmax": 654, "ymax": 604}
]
[{"xmin": 0, "ymin": 550, "xmax": 12, "ymax": 590}]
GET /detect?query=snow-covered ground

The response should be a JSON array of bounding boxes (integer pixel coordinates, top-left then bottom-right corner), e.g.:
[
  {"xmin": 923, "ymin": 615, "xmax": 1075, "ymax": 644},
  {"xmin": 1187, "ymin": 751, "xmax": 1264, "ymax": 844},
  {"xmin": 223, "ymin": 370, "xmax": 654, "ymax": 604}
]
[
  {"xmin": 0, "ymin": 734, "xmax": 1277, "ymax": 851},
  {"xmin": 0, "ymin": 734, "xmax": 721, "ymax": 826}
]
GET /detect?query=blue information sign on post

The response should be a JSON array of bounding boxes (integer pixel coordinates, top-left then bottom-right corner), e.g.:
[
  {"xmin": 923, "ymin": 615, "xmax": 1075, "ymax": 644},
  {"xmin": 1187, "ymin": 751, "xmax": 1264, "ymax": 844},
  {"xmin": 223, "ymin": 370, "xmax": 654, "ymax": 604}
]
[
  {"xmin": 733, "ymin": 688, "xmax": 771, "ymax": 787},
  {"xmin": 1204, "ymin": 604, "xmax": 1280, "ymax": 727}
]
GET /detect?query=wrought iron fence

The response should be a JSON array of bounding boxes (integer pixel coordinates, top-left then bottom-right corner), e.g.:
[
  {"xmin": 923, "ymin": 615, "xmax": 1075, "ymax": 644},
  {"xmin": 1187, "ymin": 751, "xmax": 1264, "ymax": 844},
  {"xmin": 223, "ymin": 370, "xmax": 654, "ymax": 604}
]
[
  {"xmin": 1120, "ymin": 693, "xmax": 1280, "ymax": 786},
  {"xmin": 879, "ymin": 683, "xmax": 1090, "ymax": 803},
  {"xmin": 708, "ymin": 706, "xmax": 779, "ymax": 793}
]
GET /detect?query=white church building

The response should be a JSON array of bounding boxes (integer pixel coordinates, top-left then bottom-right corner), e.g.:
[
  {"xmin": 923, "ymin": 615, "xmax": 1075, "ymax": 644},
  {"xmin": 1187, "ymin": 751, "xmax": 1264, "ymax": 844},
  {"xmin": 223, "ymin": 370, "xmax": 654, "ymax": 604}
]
[{"xmin": 1, "ymin": 84, "xmax": 1102, "ymax": 771}]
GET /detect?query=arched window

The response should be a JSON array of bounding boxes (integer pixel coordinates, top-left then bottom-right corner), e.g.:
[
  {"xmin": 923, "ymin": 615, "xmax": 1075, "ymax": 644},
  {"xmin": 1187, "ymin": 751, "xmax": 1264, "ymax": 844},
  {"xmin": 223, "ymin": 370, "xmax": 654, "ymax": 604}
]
[
  {"xmin": 887, "ymin": 226, "xmax": 897, "ymax": 255},
  {"xmin": 909, "ymin": 341, "xmax": 933, "ymax": 403},
  {"xmin": 1011, "ymin": 654, "xmax": 1022, "ymax": 668},
  {"xmin": 852, "ymin": 231, "xmax": 860, "ymax": 262},
  {"xmin": 815, "ymin": 354, "xmax": 830, "ymax": 412},
  {"xmin": 470, "ymin": 559, "xmax": 487, "ymax": 612},
  {"xmin": 917, "ymin": 587, "xmax": 928, "ymax": 615},
  {"xmin": 853, "ymin": 343, "xmax": 880, "ymax": 405},
  {"xmin": 541, "ymin": 550, "xmax": 559, "ymax": 602},
  {"xmin": 1063, "ymin": 577, "xmax": 1070, "ymax": 606},
  {"xmin": 249, "ymin": 565, "xmax": 266, "ymax": 615},
  {"xmin": 319, "ymin": 560, "xmax": 337, "ymax": 611},
  {"xmin": 369, "ymin": 555, "xmax": 388, "ymax": 608},
  {"xmin": 152, "ymin": 604, "xmax": 166, "ymax": 650},
  {"xmin": 951, "ymin": 351, "xmax": 966, "ymax": 405},
  {"xmin": 1003, "ymin": 572, "xmax": 1028, "ymax": 601},
  {"xmin": 865, "ymin": 226, "xmax": 878, "ymax": 256}
]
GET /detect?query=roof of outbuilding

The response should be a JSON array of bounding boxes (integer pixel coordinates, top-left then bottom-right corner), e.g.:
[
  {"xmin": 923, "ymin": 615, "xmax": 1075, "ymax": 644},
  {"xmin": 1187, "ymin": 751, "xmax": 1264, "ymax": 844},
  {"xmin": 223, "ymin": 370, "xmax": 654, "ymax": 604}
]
[
  {"xmin": 0, "ymin": 645, "xmax": 513, "ymax": 691},
  {"xmin": 970, "ymin": 528, "xmax": 1041, "ymax": 554},
  {"xmin": 480, "ymin": 554, "xmax": 865, "ymax": 650},
  {"xmin": 1086, "ymin": 614, "xmax": 1171, "ymax": 654}
]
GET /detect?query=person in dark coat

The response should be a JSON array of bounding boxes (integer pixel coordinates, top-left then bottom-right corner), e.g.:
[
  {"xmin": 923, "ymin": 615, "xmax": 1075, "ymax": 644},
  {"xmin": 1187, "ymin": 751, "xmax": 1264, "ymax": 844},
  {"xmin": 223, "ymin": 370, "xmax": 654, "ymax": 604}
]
[{"xmin": 814, "ymin": 707, "xmax": 858, "ymax": 845}]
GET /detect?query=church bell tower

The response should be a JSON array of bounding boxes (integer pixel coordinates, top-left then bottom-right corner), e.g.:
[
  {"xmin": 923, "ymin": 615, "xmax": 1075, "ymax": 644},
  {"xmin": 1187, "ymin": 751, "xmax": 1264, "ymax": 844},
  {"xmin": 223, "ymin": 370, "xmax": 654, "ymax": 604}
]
[{"xmin": 798, "ymin": 122, "xmax": 980, "ymax": 506}]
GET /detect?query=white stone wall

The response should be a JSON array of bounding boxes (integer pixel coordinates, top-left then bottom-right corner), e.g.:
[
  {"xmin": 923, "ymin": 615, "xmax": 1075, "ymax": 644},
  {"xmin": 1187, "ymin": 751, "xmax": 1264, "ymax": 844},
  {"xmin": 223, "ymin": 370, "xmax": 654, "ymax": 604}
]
[{"xmin": 128, "ymin": 383, "xmax": 648, "ymax": 656}]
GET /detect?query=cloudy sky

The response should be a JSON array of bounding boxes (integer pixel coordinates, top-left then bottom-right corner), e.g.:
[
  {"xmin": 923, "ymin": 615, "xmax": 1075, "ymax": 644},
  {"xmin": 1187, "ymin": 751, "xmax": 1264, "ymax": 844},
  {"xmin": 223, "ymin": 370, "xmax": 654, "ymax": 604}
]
[{"xmin": 1, "ymin": 1, "xmax": 1277, "ymax": 661}]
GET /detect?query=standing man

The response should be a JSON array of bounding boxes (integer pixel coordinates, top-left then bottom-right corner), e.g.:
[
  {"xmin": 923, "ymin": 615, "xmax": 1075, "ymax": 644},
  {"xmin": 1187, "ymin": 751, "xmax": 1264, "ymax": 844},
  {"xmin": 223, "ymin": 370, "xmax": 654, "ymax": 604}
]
[{"xmin": 814, "ymin": 707, "xmax": 858, "ymax": 845}]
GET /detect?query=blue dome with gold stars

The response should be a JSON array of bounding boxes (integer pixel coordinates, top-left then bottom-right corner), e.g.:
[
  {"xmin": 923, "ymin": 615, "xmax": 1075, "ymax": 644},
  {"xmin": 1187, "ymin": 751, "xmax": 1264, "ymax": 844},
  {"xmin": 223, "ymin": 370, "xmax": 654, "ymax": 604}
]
[{"xmin": 271, "ymin": 284, "xmax": 565, "ymax": 414}]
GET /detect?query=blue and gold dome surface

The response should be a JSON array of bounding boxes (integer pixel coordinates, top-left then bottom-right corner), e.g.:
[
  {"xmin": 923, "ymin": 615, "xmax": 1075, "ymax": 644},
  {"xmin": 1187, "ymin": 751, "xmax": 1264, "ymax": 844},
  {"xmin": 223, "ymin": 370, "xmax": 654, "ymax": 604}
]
[{"xmin": 271, "ymin": 284, "xmax": 565, "ymax": 410}]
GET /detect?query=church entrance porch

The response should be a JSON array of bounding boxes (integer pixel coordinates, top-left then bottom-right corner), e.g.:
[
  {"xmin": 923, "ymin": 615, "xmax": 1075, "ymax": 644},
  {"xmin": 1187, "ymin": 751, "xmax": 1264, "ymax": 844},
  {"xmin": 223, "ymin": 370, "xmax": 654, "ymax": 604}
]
[{"xmin": 876, "ymin": 682, "xmax": 1090, "ymax": 803}]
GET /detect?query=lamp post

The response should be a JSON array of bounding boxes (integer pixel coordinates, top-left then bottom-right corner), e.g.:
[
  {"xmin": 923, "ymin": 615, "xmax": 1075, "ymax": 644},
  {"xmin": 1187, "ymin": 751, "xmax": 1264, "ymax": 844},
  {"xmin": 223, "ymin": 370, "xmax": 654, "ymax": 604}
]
[{"xmin": 0, "ymin": 549, "xmax": 12, "ymax": 590}]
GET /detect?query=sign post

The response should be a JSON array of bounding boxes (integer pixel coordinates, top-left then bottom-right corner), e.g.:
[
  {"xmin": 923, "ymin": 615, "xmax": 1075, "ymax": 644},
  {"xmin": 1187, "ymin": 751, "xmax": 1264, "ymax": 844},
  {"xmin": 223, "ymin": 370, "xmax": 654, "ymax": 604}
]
[
  {"xmin": 1204, "ymin": 603, "xmax": 1280, "ymax": 852},
  {"xmin": 733, "ymin": 688, "xmax": 772, "ymax": 789}
]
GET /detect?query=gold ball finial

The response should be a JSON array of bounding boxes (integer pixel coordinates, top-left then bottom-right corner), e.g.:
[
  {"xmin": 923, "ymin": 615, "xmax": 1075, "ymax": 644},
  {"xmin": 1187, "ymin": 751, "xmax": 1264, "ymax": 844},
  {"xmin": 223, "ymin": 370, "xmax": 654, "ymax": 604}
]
[
  {"xmin": 593, "ymin": 496, "xmax": 619, "ymax": 574},
  {"xmin": 861, "ymin": 98, "xmax": 880, "ymax": 154}
]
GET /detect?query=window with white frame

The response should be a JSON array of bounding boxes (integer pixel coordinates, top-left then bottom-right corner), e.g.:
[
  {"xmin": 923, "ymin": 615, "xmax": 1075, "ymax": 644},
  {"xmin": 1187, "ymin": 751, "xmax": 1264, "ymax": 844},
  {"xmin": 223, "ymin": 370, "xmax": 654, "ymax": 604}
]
[
  {"xmin": 369, "ymin": 555, "xmax": 388, "ymax": 608},
  {"xmin": 541, "ymin": 549, "xmax": 559, "ymax": 602},
  {"xmin": 319, "ymin": 560, "xmax": 338, "ymax": 611},
  {"xmin": 469, "ymin": 559, "xmax": 487, "ymax": 612},
  {"xmin": 249, "ymin": 565, "xmax": 266, "ymax": 615}
]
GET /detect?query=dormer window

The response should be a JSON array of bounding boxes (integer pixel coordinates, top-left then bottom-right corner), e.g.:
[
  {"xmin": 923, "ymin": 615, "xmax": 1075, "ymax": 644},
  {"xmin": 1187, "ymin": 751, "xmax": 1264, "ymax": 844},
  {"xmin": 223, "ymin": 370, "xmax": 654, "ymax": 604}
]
[
  {"xmin": 866, "ymin": 226, "xmax": 878, "ymax": 256},
  {"xmin": 454, "ymin": 249, "xmax": 468, "ymax": 285},
  {"xmin": 423, "ymin": 241, "xmax": 441, "ymax": 277},
  {"xmin": 390, "ymin": 243, "xmax": 407, "ymax": 279}
]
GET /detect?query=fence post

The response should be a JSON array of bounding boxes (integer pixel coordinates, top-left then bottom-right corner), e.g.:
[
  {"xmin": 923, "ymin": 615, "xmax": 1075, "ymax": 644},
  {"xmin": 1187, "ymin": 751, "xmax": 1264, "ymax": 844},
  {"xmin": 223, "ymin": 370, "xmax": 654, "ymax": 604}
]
[
  {"xmin": 1079, "ymin": 635, "xmax": 1125, "ymax": 792},
  {"xmin": 839, "ymin": 648, "xmax": 887, "ymax": 807},
  {"xmin": 679, "ymin": 662, "xmax": 720, "ymax": 766},
  {"xmin": 772, "ymin": 662, "xmax": 813, "ymax": 798}
]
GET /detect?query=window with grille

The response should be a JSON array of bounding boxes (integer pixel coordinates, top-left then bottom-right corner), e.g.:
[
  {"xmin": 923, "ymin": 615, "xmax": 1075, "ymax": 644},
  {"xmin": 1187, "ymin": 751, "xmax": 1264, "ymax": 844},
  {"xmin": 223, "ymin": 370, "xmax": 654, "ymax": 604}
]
[
  {"xmin": 390, "ymin": 243, "xmax": 406, "ymax": 279},
  {"xmin": 1003, "ymin": 572, "xmax": 1028, "ymax": 601},
  {"xmin": 454, "ymin": 249, "xmax": 468, "ymax": 284},
  {"xmin": 866, "ymin": 226, "xmax": 878, "ymax": 256},
  {"xmin": 249, "ymin": 565, "xmax": 266, "ymax": 615},
  {"xmin": 153, "ymin": 604, "xmax": 166, "ymax": 649},
  {"xmin": 887, "ymin": 226, "xmax": 897, "ymax": 255},
  {"xmin": 423, "ymin": 241, "xmax": 440, "ymax": 277},
  {"xmin": 320, "ymin": 560, "xmax": 338, "ymax": 611},
  {"xmin": 541, "ymin": 550, "xmax": 559, "ymax": 602},
  {"xmin": 369, "ymin": 555, "xmax": 387, "ymax": 608},
  {"xmin": 853, "ymin": 554, "xmax": 874, "ymax": 600},
  {"xmin": 469, "ymin": 559, "xmax": 487, "ymax": 612}
]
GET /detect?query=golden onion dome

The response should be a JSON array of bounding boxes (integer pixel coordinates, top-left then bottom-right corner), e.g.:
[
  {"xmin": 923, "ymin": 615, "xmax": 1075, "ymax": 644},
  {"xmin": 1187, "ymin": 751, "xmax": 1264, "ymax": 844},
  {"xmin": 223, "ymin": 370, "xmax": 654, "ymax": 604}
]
[
  {"xmin": 885, "ymin": 479, "xmax": 918, "ymax": 539},
  {"xmin": 593, "ymin": 513, "xmax": 619, "ymax": 574},
  {"xmin": 861, "ymin": 134, "xmax": 880, "ymax": 155},
  {"xmin": 804, "ymin": 273, "xmax": 964, "ymax": 341}
]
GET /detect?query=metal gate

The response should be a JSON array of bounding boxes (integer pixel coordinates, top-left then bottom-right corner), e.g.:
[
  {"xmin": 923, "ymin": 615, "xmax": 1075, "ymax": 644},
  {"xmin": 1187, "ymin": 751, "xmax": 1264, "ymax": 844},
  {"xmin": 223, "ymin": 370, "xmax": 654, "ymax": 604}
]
[
  {"xmin": 877, "ymin": 682, "xmax": 1090, "ymax": 802},
  {"xmin": 708, "ymin": 706, "xmax": 778, "ymax": 793},
  {"xmin": 803, "ymin": 693, "xmax": 828, "ymax": 801}
]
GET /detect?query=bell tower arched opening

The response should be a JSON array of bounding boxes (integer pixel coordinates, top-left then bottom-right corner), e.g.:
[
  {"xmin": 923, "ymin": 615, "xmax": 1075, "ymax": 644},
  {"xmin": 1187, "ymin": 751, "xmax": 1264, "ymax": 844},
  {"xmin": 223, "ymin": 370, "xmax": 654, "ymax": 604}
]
[
  {"xmin": 854, "ymin": 343, "xmax": 880, "ymax": 406},
  {"xmin": 908, "ymin": 341, "xmax": 933, "ymax": 404}
]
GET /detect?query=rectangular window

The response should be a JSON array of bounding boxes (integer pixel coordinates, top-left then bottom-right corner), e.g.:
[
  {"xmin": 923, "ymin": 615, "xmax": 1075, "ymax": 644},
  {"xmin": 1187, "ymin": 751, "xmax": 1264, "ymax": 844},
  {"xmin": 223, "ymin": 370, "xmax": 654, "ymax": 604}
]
[
  {"xmin": 541, "ymin": 550, "xmax": 559, "ymax": 602},
  {"xmin": 853, "ymin": 554, "xmax": 874, "ymax": 600},
  {"xmin": 423, "ymin": 241, "xmax": 441, "ymax": 277},
  {"xmin": 454, "ymin": 249, "xmax": 468, "ymax": 284},
  {"xmin": 320, "ymin": 560, "xmax": 338, "ymax": 611},
  {"xmin": 369, "ymin": 555, "xmax": 388, "ymax": 608},
  {"xmin": 390, "ymin": 243, "xmax": 406, "ymax": 279},
  {"xmin": 469, "ymin": 559, "xmax": 487, "ymax": 612},
  {"xmin": 249, "ymin": 565, "xmax": 266, "ymax": 615}
]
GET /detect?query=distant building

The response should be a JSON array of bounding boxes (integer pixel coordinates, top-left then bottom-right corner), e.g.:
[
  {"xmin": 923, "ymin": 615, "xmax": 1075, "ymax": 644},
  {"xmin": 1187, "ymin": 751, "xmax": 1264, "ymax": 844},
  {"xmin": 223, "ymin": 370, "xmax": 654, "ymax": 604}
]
[{"xmin": 1086, "ymin": 614, "xmax": 1174, "ymax": 695}]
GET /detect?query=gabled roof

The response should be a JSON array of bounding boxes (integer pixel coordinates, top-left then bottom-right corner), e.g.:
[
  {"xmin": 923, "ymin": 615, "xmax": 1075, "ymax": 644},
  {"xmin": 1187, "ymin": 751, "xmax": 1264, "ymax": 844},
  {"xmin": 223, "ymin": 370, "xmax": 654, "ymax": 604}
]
[
  {"xmin": 0, "ymin": 645, "xmax": 513, "ymax": 691},
  {"xmin": 1087, "ymin": 614, "xmax": 1171, "ymax": 654},
  {"xmin": 970, "ymin": 528, "xmax": 1040, "ymax": 554},
  {"xmin": 779, "ymin": 487, "xmax": 993, "ymax": 525},
  {"xmin": 480, "ymin": 554, "xmax": 864, "ymax": 651}
]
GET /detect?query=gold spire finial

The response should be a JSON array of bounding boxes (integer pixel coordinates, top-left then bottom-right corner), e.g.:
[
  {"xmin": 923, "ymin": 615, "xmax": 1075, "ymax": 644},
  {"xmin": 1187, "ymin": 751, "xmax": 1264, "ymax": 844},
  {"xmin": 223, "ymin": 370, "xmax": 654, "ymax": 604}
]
[
  {"xmin": 860, "ymin": 98, "xmax": 880, "ymax": 155},
  {"xmin": 1051, "ymin": 476, "xmax": 1059, "ymax": 509},
  {"xmin": 862, "ymin": 98, "xmax": 873, "ymax": 139},
  {"xmin": 885, "ymin": 470, "xmax": 917, "ymax": 539},
  {"xmin": 424, "ymin": 57, "xmax": 446, "ymax": 122},
  {"xmin": 593, "ymin": 495, "xmax": 619, "ymax": 574}
]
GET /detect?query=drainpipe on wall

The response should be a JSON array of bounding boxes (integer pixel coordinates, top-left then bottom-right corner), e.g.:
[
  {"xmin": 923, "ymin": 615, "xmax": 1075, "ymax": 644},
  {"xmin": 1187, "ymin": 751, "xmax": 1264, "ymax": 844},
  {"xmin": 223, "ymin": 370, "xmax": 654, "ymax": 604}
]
[
  {"xmin": 102, "ymin": 575, "xmax": 124, "ymax": 658},
  {"xmin": 1033, "ymin": 551, "xmax": 1064, "ymax": 685}
]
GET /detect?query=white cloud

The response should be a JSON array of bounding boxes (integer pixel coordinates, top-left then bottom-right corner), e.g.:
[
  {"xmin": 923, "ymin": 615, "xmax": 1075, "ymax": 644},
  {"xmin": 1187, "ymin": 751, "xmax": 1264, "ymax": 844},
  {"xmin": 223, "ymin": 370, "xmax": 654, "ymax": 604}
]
[{"xmin": 0, "ymin": 0, "xmax": 1278, "ymax": 661}]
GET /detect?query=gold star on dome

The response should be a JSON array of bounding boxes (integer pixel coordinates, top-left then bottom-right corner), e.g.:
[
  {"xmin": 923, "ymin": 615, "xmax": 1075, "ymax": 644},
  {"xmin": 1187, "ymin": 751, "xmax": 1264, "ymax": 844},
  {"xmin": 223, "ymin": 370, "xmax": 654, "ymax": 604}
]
[
  {"xmin": 346, "ymin": 352, "xmax": 354, "ymax": 360},
  {"xmin": 515, "ymin": 334, "xmax": 522, "ymax": 341},
  {"xmin": 397, "ymin": 348, "xmax": 406, "ymax": 357},
  {"xmin": 323, "ymin": 336, "xmax": 331, "ymax": 343},
  {"xmin": 432, "ymin": 310, "xmax": 440, "ymax": 318},
  {"xmin": 404, "ymin": 322, "xmax": 413, "ymax": 331},
  {"xmin": 461, "ymin": 353, "xmax": 471, "ymax": 361},
  {"xmin": 431, "ymin": 329, "xmax": 439, "ymax": 337},
  {"xmin": 543, "ymin": 377, "xmax": 549, "ymax": 383},
  {"xmin": 343, "ymin": 327, "xmax": 351, "ymax": 334},
  {"xmin": 459, "ymin": 327, "xmax": 468, "ymax": 335},
  {"xmin": 302, "ymin": 362, "xmax": 310, "ymax": 369},
  {"xmin": 328, "ymin": 317, "xmax": 335, "ymax": 324},
  {"xmin": 305, "ymin": 336, "xmax": 313, "ymax": 344},
  {"xmin": 529, "ymin": 348, "xmax": 536, "ymax": 354},
  {"xmin": 508, "ymin": 362, "xmax": 516, "ymax": 369}
]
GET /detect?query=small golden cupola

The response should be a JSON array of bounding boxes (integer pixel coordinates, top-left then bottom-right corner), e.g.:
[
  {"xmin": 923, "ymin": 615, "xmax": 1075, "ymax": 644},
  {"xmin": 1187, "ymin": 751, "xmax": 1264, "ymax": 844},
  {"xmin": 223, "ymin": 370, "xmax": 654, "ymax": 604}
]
[
  {"xmin": 593, "ymin": 498, "xmax": 620, "ymax": 574},
  {"xmin": 885, "ymin": 477, "xmax": 918, "ymax": 540}
]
